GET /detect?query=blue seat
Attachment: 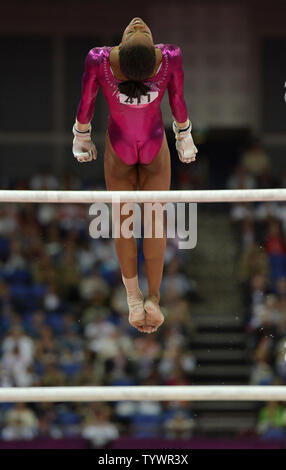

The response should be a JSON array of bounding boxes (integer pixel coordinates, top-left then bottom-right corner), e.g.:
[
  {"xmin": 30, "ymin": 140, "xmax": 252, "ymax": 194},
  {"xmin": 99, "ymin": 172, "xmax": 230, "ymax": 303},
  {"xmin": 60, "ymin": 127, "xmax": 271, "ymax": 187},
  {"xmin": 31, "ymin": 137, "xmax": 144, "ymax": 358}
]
[
  {"xmin": 9, "ymin": 268, "xmax": 31, "ymax": 284},
  {"xmin": 46, "ymin": 313, "xmax": 64, "ymax": 334},
  {"xmin": 0, "ymin": 237, "xmax": 10, "ymax": 261},
  {"xmin": 131, "ymin": 413, "xmax": 162, "ymax": 438},
  {"xmin": 60, "ymin": 363, "xmax": 83, "ymax": 378},
  {"xmin": 11, "ymin": 284, "xmax": 29, "ymax": 298},
  {"xmin": 29, "ymin": 284, "xmax": 47, "ymax": 298}
]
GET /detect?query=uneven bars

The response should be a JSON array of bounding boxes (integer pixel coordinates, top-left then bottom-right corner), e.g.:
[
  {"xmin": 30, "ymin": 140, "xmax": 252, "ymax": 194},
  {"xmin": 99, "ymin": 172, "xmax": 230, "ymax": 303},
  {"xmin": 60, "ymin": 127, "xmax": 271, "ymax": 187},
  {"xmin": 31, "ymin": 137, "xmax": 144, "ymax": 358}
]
[
  {"xmin": 0, "ymin": 189, "xmax": 286, "ymax": 203},
  {"xmin": 0, "ymin": 386, "xmax": 285, "ymax": 402}
]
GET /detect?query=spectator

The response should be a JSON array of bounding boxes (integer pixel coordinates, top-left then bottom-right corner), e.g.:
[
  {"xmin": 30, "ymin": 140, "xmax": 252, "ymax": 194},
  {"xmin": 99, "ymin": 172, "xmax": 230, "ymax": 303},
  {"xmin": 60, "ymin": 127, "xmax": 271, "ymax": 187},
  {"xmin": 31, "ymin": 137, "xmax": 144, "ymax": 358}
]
[
  {"xmin": 1, "ymin": 403, "xmax": 39, "ymax": 440},
  {"xmin": 264, "ymin": 220, "xmax": 286, "ymax": 284},
  {"xmin": 240, "ymin": 140, "xmax": 270, "ymax": 179},
  {"xmin": 257, "ymin": 402, "xmax": 286, "ymax": 439},
  {"xmin": 2, "ymin": 326, "xmax": 34, "ymax": 366},
  {"xmin": 30, "ymin": 167, "xmax": 59, "ymax": 191},
  {"xmin": 275, "ymin": 337, "xmax": 286, "ymax": 381},
  {"xmin": 250, "ymin": 359, "xmax": 275, "ymax": 386},
  {"xmin": 237, "ymin": 242, "xmax": 269, "ymax": 286},
  {"xmin": 227, "ymin": 164, "xmax": 256, "ymax": 190},
  {"xmin": 163, "ymin": 409, "xmax": 195, "ymax": 439},
  {"xmin": 81, "ymin": 405, "xmax": 119, "ymax": 448}
]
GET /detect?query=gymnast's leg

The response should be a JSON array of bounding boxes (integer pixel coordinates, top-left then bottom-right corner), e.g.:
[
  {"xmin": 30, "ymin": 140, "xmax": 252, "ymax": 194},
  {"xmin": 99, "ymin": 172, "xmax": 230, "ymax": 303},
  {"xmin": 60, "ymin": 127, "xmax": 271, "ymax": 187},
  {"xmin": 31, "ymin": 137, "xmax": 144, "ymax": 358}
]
[
  {"xmin": 104, "ymin": 131, "xmax": 152, "ymax": 333},
  {"xmin": 138, "ymin": 132, "xmax": 171, "ymax": 332}
]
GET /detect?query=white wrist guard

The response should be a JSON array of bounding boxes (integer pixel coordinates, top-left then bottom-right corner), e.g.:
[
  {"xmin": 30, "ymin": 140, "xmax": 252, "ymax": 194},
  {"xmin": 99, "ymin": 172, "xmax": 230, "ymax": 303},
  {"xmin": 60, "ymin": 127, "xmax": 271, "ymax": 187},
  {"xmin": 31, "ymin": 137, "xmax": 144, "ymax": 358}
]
[
  {"xmin": 72, "ymin": 123, "xmax": 92, "ymax": 138},
  {"xmin": 172, "ymin": 119, "xmax": 192, "ymax": 140},
  {"xmin": 172, "ymin": 119, "xmax": 197, "ymax": 164},
  {"xmin": 72, "ymin": 123, "xmax": 96, "ymax": 162}
]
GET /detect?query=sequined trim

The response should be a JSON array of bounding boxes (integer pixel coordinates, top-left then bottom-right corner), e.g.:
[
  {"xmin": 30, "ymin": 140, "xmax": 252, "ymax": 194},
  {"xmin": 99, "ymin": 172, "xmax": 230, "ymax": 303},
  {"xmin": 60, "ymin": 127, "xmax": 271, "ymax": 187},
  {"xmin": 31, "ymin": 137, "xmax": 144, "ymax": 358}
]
[
  {"xmin": 103, "ymin": 44, "xmax": 169, "ymax": 91},
  {"xmin": 103, "ymin": 51, "xmax": 118, "ymax": 92}
]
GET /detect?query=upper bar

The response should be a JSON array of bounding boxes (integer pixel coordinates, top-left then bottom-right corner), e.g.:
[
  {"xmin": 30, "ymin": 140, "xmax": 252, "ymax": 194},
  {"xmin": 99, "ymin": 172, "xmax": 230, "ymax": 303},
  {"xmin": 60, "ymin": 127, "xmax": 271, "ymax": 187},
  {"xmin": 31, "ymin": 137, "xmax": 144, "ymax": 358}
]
[
  {"xmin": 0, "ymin": 189, "xmax": 286, "ymax": 203},
  {"xmin": 0, "ymin": 386, "xmax": 285, "ymax": 402}
]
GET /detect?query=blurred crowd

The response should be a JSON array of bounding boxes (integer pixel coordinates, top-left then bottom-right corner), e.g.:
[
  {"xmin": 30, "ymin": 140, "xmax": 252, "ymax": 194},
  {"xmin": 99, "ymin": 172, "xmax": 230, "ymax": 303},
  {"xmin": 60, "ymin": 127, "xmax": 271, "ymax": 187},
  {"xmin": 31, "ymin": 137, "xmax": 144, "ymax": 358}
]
[
  {"xmin": 228, "ymin": 140, "xmax": 286, "ymax": 439},
  {"xmin": 1, "ymin": 137, "xmax": 286, "ymax": 444},
  {"xmin": 0, "ymin": 170, "xmax": 198, "ymax": 446}
]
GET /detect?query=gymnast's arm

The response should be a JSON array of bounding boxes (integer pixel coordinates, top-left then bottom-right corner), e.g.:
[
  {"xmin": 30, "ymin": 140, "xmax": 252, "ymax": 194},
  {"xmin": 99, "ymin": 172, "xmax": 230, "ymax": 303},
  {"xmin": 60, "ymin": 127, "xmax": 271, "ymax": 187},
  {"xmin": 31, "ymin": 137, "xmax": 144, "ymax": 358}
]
[
  {"xmin": 167, "ymin": 45, "xmax": 189, "ymax": 128},
  {"xmin": 72, "ymin": 49, "xmax": 100, "ymax": 162},
  {"xmin": 168, "ymin": 46, "xmax": 197, "ymax": 163},
  {"xmin": 75, "ymin": 49, "xmax": 100, "ymax": 130}
]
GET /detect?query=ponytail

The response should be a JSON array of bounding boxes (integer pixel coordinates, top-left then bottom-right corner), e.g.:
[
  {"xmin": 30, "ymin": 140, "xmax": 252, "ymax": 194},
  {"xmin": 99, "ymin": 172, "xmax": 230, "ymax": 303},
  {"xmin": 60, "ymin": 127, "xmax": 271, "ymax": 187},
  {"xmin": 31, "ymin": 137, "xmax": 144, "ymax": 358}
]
[{"xmin": 117, "ymin": 80, "xmax": 151, "ymax": 99}]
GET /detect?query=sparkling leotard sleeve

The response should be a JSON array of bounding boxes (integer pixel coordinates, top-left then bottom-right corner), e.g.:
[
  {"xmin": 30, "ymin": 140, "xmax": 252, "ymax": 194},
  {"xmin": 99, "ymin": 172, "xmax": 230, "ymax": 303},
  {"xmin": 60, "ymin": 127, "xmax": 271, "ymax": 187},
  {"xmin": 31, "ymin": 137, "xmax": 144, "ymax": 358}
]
[
  {"xmin": 76, "ymin": 49, "xmax": 100, "ymax": 124},
  {"xmin": 167, "ymin": 46, "xmax": 188, "ymax": 123}
]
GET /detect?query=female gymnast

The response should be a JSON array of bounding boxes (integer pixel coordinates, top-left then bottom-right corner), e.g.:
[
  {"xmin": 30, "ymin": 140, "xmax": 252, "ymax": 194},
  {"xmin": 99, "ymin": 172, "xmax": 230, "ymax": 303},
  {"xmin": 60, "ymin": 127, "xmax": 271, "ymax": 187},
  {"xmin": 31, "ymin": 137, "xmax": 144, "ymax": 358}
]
[{"xmin": 72, "ymin": 17, "xmax": 197, "ymax": 334}]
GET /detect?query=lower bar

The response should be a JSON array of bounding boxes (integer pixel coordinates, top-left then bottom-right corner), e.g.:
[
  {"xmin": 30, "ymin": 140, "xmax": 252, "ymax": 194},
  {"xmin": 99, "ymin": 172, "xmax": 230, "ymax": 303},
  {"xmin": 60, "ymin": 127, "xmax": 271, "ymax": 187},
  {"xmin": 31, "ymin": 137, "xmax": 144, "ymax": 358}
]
[{"xmin": 0, "ymin": 386, "xmax": 285, "ymax": 402}]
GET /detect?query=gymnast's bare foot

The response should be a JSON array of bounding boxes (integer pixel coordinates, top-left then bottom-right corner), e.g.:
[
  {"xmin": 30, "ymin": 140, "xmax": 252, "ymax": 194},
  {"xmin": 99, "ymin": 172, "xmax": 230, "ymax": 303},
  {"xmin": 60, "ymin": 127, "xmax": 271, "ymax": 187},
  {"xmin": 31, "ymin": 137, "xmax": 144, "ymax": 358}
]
[
  {"xmin": 127, "ymin": 291, "xmax": 150, "ymax": 333},
  {"xmin": 144, "ymin": 295, "xmax": 164, "ymax": 333},
  {"xmin": 122, "ymin": 274, "xmax": 150, "ymax": 333}
]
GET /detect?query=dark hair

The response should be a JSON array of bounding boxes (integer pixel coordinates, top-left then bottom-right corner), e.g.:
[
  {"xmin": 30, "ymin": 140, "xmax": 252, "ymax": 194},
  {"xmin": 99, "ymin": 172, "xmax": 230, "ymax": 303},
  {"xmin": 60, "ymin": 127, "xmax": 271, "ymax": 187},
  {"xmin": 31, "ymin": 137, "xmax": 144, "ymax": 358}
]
[{"xmin": 117, "ymin": 43, "xmax": 156, "ymax": 99}]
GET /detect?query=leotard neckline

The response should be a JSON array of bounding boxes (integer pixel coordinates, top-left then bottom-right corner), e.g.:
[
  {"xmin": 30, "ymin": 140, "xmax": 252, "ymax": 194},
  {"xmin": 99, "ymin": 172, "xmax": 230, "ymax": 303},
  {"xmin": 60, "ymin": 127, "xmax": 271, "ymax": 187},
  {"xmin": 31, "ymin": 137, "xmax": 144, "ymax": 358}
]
[{"xmin": 106, "ymin": 43, "xmax": 166, "ymax": 84}]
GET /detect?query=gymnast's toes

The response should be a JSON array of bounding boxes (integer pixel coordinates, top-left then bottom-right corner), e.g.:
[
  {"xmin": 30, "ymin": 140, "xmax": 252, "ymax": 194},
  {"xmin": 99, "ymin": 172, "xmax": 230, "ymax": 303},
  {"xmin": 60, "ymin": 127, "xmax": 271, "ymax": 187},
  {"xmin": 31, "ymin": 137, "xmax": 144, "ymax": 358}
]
[{"xmin": 144, "ymin": 297, "xmax": 164, "ymax": 332}]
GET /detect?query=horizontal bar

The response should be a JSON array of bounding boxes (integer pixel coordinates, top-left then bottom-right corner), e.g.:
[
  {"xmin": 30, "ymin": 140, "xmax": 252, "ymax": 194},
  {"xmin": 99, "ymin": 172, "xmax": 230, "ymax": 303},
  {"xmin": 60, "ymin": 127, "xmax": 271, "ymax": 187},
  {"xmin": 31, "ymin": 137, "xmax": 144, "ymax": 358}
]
[
  {"xmin": 0, "ymin": 386, "xmax": 285, "ymax": 402},
  {"xmin": 0, "ymin": 189, "xmax": 285, "ymax": 203}
]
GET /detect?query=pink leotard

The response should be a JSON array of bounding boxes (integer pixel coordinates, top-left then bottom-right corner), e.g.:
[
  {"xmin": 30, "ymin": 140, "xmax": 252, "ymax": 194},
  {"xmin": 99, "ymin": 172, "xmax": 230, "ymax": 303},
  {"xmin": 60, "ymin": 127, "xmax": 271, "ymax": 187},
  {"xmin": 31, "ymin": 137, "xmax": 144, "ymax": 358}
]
[{"xmin": 76, "ymin": 44, "xmax": 188, "ymax": 165}]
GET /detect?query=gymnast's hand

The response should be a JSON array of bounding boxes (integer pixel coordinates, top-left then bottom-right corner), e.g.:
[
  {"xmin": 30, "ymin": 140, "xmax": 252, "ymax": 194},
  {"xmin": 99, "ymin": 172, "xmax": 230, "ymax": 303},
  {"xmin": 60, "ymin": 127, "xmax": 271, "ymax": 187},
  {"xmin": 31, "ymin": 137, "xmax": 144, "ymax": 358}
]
[
  {"xmin": 72, "ymin": 123, "xmax": 97, "ymax": 162},
  {"xmin": 172, "ymin": 119, "xmax": 198, "ymax": 164}
]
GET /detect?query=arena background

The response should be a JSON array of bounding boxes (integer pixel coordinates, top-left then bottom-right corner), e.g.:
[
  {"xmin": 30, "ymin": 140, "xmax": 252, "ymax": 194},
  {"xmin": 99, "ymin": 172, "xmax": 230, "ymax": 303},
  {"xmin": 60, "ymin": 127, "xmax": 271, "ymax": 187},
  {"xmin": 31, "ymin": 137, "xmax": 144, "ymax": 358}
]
[{"xmin": 0, "ymin": 0, "xmax": 286, "ymax": 449}]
